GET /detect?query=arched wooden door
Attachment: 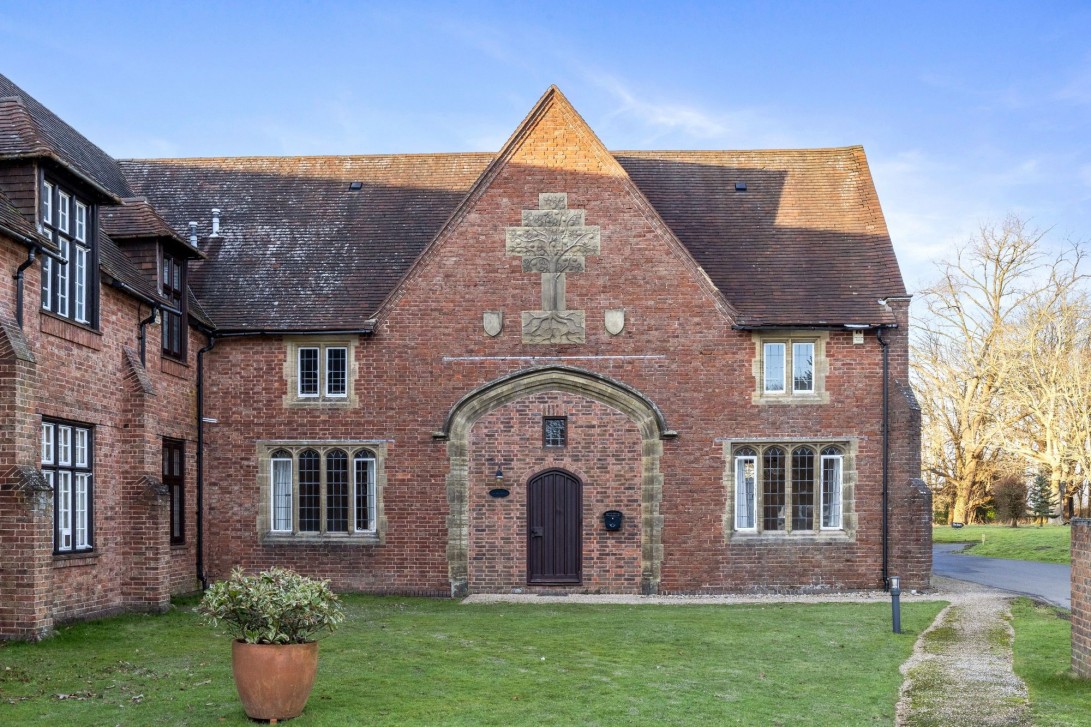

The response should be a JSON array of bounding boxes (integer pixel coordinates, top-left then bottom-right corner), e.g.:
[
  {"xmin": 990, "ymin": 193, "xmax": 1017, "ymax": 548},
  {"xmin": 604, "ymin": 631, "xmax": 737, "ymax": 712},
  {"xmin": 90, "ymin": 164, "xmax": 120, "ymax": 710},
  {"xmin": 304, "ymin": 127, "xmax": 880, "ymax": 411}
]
[{"xmin": 527, "ymin": 469, "xmax": 582, "ymax": 584}]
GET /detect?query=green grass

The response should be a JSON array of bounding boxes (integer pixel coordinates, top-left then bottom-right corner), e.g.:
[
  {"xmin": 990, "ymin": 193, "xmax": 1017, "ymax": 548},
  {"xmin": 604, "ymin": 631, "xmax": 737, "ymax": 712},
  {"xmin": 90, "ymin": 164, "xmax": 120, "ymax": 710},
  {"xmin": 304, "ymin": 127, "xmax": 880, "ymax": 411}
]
[
  {"xmin": 1011, "ymin": 598, "xmax": 1091, "ymax": 726},
  {"xmin": 932, "ymin": 524, "xmax": 1071, "ymax": 563},
  {"xmin": 0, "ymin": 595, "xmax": 944, "ymax": 726}
]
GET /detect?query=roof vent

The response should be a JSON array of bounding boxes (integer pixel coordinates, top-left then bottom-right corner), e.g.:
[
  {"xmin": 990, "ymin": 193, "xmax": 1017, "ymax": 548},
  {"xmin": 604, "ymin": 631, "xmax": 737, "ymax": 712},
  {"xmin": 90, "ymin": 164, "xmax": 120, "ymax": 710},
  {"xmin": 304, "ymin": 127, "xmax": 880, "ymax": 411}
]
[
  {"xmin": 188, "ymin": 221, "xmax": 198, "ymax": 247},
  {"xmin": 734, "ymin": 182, "xmax": 747, "ymax": 192},
  {"xmin": 210, "ymin": 209, "xmax": 221, "ymax": 238},
  {"xmin": 348, "ymin": 181, "xmax": 363, "ymax": 191}
]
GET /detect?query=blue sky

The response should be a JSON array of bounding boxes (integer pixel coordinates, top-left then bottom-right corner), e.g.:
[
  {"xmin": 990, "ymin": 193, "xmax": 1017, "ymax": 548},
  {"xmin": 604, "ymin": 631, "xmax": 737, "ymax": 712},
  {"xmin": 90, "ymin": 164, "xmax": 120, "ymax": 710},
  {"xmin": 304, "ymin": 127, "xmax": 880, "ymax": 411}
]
[{"xmin": 1, "ymin": 1, "xmax": 1088, "ymax": 291}]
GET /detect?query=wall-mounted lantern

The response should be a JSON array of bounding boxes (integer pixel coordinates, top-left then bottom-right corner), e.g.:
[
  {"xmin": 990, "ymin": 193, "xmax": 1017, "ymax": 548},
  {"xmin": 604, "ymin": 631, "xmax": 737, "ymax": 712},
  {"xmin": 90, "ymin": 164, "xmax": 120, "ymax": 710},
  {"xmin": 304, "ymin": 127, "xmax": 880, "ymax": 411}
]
[{"xmin": 489, "ymin": 463, "xmax": 509, "ymax": 498}]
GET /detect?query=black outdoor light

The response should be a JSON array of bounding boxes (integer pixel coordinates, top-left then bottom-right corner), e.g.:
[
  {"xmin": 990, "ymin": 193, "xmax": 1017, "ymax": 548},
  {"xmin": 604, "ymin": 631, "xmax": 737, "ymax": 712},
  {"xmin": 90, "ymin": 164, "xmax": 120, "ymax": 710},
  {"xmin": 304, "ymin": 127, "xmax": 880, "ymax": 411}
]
[
  {"xmin": 889, "ymin": 575, "xmax": 902, "ymax": 634},
  {"xmin": 488, "ymin": 464, "xmax": 510, "ymax": 498}
]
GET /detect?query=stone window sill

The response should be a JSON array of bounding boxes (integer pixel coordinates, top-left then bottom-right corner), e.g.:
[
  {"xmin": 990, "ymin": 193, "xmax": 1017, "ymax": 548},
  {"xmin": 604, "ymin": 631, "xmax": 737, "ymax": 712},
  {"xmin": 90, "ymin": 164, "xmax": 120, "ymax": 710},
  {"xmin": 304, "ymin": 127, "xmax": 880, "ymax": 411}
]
[
  {"xmin": 53, "ymin": 551, "xmax": 100, "ymax": 568},
  {"xmin": 261, "ymin": 533, "xmax": 381, "ymax": 546},
  {"xmin": 729, "ymin": 530, "xmax": 853, "ymax": 545}
]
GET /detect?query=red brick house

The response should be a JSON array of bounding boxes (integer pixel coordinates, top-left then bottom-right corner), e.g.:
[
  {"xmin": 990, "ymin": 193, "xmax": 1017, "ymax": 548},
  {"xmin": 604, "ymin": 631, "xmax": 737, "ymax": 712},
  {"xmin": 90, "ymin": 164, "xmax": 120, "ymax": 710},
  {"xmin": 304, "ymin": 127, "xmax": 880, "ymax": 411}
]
[{"xmin": 0, "ymin": 76, "xmax": 930, "ymax": 639}]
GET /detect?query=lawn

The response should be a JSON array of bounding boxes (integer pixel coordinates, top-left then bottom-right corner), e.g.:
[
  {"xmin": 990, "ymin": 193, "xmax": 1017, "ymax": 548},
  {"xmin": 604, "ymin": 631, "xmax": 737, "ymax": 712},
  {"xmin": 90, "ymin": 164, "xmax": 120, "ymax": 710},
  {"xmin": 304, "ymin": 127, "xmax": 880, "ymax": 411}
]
[
  {"xmin": 0, "ymin": 595, "xmax": 944, "ymax": 726},
  {"xmin": 932, "ymin": 524, "xmax": 1071, "ymax": 564},
  {"xmin": 1011, "ymin": 597, "xmax": 1091, "ymax": 726}
]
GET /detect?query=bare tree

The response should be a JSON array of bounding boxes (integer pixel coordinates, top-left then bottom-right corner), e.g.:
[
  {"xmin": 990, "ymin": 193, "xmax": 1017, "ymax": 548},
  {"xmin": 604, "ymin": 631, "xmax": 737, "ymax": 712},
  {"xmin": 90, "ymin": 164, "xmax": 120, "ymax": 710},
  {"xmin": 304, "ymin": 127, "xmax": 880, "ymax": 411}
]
[{"xmin": 913, "ymin": 216, "xmax": 1069, "ymax": 524}]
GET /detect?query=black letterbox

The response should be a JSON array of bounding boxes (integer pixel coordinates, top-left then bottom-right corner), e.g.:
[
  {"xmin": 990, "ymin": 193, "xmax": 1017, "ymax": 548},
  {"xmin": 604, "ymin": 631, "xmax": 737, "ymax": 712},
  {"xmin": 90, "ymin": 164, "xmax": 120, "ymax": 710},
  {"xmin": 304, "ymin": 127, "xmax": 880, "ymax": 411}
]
[{"xmin": 603, "ymin": 510, "xmax": 623, "ymax": 531}]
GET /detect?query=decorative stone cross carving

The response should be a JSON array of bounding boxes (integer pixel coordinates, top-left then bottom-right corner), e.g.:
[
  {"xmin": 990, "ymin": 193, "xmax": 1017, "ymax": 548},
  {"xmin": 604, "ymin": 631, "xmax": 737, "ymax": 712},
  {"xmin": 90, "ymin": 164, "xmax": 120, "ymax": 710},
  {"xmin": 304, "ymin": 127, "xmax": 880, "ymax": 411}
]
[{"xmin": 506, "ymin": 193, "xmax": 600, "ymax": 343}]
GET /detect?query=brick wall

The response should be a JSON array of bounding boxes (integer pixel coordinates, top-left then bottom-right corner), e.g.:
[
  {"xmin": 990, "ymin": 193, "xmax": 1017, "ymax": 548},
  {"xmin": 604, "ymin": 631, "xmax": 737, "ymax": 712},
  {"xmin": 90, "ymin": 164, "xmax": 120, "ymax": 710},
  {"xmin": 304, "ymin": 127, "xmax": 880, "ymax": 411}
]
[
  {"xmin": 0, "ymin": 179, "xmax": 201, "ymax": 638},
  {"xmin": 200, "ymin": 94, "xmax": 928, "ymax": 596},
  {"xmin": 1072, "ymin": 519, "xmax": 1091, "ymax": 677}
]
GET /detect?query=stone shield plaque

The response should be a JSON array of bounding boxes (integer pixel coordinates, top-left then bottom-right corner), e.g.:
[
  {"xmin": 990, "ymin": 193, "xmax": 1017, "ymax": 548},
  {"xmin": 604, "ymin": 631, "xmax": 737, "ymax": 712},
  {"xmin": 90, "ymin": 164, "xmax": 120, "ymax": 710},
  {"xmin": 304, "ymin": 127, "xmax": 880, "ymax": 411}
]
[
  {"xmin": 483, "ymin": 311, "xmax": 503, "ymax": 337},
  {"xmin": 605, "ymin": 309, "xmax": 625, "ymax": 335}
]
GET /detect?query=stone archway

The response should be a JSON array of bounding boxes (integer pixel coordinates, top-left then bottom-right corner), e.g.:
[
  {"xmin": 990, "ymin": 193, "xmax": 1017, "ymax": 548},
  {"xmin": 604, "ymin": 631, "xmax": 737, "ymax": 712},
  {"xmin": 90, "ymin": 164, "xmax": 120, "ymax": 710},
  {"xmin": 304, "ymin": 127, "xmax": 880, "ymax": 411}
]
[{"xmin": 435, "ymin": 366, "xmax": 674, "ymax": 597}]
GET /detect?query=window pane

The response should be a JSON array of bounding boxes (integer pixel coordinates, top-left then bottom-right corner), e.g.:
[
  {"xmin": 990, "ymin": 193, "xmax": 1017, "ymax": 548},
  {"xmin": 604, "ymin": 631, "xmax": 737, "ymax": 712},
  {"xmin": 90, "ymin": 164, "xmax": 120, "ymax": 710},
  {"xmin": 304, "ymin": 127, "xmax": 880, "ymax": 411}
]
[
  {"xmin": 57, "ymin": 425, "xmax": 71, "ymax": 465},
  {"xmin": 74, "ymin": 245, "xmax": 87, "ymax": 323},
  {"xmin": 42, "ymin": 181, "xmax": 53, "ymax": 224},
  {"xmin": 57, "ymin": 471, "xmax": 72, "ymax": 551},
  {"xmin": 57, "ymin": 239, "xmax": 69, "ymax": 316},
  {"xmin": 41, "ymin": 256, "xmax": 52, "ymax": 311},
  {"xmin": 298, "ymin": 450, "xmax": 320, "ymax": 531},
  {"xmin": 543, "ymin": 417, "xmax": 567, "ymax": 447},
  {"xmin": 326, "ymin": 450, "xmax": 349, "ymax": 532},
  {"xmin": 735, "ymin": 455, "xmax": 756, "ymax": 529},
  {"xmin": 75, "ymin": 473, "xmax": 89, "ymax": 548},
  {"xmin": 354, "ymin": 452, "xmax": 375, "ymax": 532},
  {"xmin": 171, "ymin": 483, "xmax": 183, "ymax": 540},
  {"xmin": 298, "ymin": 348, "xmax": 319, "ymax": 396},
  {"xmin": 75, "ymin": 202, "xmax": 87, "ymax": 242},
  {"xmin": 58, "ymin": 192, "xmax": 70, "ymax": 233},
  {"xmin": 272, "ymin": 457, "xmax": 293, "ymax": 532},
  {"xmin": 41, "ymin": 423, "xmax": 54, "ymax": 464},
  {"xmin": 793, "ymin": 342, "xmax": 814, "ymax": 392},
  {"xmin": 762, "ymin": 447, "xmax": 786, "ymax": 530},
  {"xmin": 822, "ymin": 454, "xmax": 843, "ymax": 529},
  {"xmin": 791, "ymin": 448, "xmax": 815, "ymax": 530},
  {"xmin": 763, "ymin": 343, "xmax": 785, "ymax": 393},
  {"xmin": 74, "ymin": 428, "xmax": 88, "ymax": 467},
  {"xmin": 325, "ymin": 347, "xmax": 347, "ymax": 397}
]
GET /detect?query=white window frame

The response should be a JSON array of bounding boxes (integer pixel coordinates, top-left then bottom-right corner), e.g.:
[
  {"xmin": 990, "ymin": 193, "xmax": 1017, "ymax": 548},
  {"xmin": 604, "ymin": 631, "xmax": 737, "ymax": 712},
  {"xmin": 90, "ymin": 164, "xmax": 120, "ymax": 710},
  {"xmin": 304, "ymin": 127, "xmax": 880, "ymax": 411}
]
[
  {"xmin": 297, "ymin": 347, "xmax": 320, "ymax": 398},
  {"xmin": 270, "ymin": 451, "xmax": 294, "ymax": 533},
  {"xmin": 820, "ymin": 449, "xmax": 844, "ymax": 530},
  {"xmin": 74, "ymin": 201, "xmax": 87, "ymax": 242},
  {"xmin": 353, "ymin": 450, "xmax": 377, "ymax": 533},
  {"xmin": 734, "ymin": 451, "xmax": 758, "ymax": 531},
  {"xmin": 325, "ymin": 347, "xmax": 348, "ymax": 398},
  {"xmin": 57, "ymin": 191, "xmax": 70, "ymax": 234},
  {"xmin": 792, "ymin": 341, "xmax": 815, "ymax": 393},
  {"xmin": 74, "ymin": 245, "xmax": 88, "ymax": 323},
  {"xmin": 42, "ymin": 180, "xmax": 53, "ymax": 225},
  {"xmin": 43, "ymin": 420, "xmax": 93, "ymax": 554},
  {"xmin": 730, "ymin": 442, "xmax": 847, "ymax": 535},
  {"xmin": 762, "ymin": 342, "xmax": 786, "ymax": 394},
  {"xmin": 56, "ymin": 238, "xmax": 69, "ymax": 317}
]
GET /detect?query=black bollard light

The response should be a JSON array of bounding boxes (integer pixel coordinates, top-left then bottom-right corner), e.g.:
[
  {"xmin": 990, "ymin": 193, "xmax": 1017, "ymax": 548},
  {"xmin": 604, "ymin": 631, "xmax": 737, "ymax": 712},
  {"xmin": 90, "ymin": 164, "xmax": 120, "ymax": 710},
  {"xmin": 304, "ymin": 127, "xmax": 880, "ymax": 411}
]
[{"xmin": 889, "ymin": 575, "xmax": 902, "ymax": 634}]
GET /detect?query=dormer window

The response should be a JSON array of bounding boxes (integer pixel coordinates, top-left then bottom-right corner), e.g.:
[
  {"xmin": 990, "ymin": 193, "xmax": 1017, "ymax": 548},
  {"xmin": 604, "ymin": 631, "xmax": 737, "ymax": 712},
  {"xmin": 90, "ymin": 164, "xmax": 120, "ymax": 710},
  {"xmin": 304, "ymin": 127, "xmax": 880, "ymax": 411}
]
[
  {"xmin": 40, "ymin": 176, "xmax": 96, "ymax": 327},
  {"xmin": 161, "ymin": 251, "xmax": 187, "ymax": 360}
]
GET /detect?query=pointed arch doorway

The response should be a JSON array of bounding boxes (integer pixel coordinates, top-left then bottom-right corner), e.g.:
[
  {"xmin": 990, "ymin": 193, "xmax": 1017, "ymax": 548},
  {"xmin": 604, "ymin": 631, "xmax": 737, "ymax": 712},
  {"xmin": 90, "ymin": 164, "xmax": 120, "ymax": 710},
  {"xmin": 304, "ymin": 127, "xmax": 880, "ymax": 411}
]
[
  {"xmin": 435, "ymin": 365, "xmax": 675, "ymax": 597},
  {"xmin": 526, "ymin": 469, "xmax": 582, "ymax": 584}
]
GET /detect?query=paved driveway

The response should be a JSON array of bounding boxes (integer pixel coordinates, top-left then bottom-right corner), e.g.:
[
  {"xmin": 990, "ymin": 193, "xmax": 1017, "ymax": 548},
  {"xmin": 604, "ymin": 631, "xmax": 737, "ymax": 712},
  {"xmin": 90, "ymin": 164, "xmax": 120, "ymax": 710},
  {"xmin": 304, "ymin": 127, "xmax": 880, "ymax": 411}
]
[{"xmin": 933, "ymin": 543, "xmax": 1071, "ymax": 609}]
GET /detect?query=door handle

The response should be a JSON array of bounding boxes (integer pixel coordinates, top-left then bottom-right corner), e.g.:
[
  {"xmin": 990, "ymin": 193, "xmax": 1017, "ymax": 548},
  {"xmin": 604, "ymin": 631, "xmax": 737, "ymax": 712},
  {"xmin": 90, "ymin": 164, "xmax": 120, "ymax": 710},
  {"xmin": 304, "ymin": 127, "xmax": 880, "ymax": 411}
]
[{"xmin": 530, "ymin": 526, "xmax": 544, "ymax": 537}]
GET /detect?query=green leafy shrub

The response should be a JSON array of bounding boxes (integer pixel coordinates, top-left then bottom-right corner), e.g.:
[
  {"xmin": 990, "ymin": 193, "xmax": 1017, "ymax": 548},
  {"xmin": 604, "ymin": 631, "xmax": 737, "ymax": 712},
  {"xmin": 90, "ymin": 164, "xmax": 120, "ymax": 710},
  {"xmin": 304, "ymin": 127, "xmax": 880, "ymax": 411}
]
[{"xmin": 198, "ymin": 567, "xmax": 344, "ymax": 644}]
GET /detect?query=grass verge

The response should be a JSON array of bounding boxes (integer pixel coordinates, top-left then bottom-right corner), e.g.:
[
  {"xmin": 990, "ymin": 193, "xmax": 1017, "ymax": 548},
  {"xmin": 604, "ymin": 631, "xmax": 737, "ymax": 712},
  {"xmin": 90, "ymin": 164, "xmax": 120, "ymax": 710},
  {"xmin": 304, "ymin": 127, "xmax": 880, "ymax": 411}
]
[
  {"xmin": 932, "ymin": 524, "xmax": 1070, "ymax": 564},
  {"xmin": 0, "ymin": 595, "xmax": 943, "ymax": 726},
  {"xmin": 1010, "ymin": 597, "xmax": 1091, "ymax": 727}
]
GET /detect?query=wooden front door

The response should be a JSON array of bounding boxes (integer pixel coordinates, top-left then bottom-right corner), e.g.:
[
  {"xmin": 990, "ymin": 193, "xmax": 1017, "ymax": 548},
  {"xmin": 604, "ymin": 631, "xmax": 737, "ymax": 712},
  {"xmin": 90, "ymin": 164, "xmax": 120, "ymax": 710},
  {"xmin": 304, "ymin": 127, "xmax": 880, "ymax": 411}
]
[{"xmin": 527, "ymin": 469, "xmax": 582, "ymax": 584}]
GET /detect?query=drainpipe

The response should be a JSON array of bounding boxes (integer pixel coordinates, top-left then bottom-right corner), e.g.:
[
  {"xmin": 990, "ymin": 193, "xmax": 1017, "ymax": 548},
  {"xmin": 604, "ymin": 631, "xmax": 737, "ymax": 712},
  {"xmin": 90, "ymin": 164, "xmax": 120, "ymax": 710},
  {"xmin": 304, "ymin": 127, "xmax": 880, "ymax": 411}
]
[
  {"xmin": 195, "ymin": 332, "xmax": 216, "ymax": 590},
  {"xmin": 13, "ymin": 247, "xmax": 36, "ymax": 328},
  {"xmin": 137, "ymin": 305, "xmax": 161, "ymax": 366},
  {"xmin": 877, "ymin": 327, "xmax": 891, "ymax": 590}
]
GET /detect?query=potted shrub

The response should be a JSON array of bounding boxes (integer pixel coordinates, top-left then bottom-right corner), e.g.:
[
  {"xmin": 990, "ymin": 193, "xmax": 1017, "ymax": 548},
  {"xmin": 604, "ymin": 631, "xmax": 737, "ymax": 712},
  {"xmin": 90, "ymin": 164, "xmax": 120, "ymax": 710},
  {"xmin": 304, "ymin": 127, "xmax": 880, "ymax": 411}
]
[{"xmin": 198, "ymin": 567, "xmax": 344, "ymax": 721}]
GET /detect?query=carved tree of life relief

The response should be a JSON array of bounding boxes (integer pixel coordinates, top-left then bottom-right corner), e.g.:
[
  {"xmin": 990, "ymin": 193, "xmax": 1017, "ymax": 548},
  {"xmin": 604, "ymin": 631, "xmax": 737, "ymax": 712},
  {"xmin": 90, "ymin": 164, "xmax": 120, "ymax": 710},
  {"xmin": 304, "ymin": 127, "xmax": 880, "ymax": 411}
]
[{"xmin": 505, "ymin": 193, "xmax": 601, "ymax": 344}]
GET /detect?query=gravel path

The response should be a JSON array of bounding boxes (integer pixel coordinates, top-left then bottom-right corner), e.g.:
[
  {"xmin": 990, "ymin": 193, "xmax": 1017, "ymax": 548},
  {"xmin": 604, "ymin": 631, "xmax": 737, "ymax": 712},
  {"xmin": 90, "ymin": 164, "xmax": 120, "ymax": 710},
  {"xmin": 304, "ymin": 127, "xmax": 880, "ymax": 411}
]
[{"xmin": 895, "ymin": 577, "xmax": 1029, "ymax": 726}]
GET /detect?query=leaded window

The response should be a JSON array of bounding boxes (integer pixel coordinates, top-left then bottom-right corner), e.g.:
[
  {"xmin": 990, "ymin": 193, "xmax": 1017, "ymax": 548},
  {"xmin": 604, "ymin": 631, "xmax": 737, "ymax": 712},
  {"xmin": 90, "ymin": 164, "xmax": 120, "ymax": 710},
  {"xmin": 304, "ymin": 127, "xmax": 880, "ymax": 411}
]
[
  {"xmin": 161, "ymin": 252, "xmax": 187, "ymax": 360},
  {"xmin": 267, "ymin": 445, "xmax": 379, "ymax": 537},
  {"xmin": 296, "ymin": 345, "xmax": 348, "ymax": 399},
  {"xmin": 163, "ymin": 438, "xmax": 185, "ymax": 544},
  {"xmin": 543, "ymin": 416, "xmax": 567, "ymax": 448},
  {"xmin": 762, "ymin": 338, "xmax": 817, "ymax": 395},
  {"xmin": 733, "ymin": 443, "xmax": 845, "ymax": 533}
]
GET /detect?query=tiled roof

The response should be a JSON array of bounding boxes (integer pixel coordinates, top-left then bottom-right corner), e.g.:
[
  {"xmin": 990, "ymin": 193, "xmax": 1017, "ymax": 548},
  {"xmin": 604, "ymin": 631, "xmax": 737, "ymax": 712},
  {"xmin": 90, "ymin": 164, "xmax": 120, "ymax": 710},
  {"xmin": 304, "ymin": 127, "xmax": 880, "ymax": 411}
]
[
  {"xmin": 123, "ymin": 147, "xmax": 904, "ymax": 330},
  {"xmin": 0, "ymin": 187, "xmax": 56, "ymax": 252},
  {"xmin": 98, "ymin": 231, "xmax": 170, "ymax": 308},
  {"xmin": 0, "ymin": 75, "xmax": 132, "ymax": 200},
  {"xmin": 100, "ymin": 197, "xmax": 205, "ymax": 258},
  {"xmin": 615, "ymin": 148, "xmax": 905, "ymax": 326},
  {"xmin": 120, "ymin": 154, "xmax": 494, "ymax": 331}
]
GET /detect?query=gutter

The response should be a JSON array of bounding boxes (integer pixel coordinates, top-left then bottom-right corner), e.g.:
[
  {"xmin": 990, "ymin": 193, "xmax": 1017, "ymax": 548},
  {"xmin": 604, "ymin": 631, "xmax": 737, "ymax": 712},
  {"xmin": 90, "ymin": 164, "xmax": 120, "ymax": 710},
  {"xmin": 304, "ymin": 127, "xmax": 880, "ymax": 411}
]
[
  {"xmin": 207, "ymin": 322, "xmax": 377, "ymax": 337},
  {"xmin": 137, "ymin": 305, "xmax": 160, "ymax": 366},
  {"xmin": 12, "ymin": 242, "xmax": 67, "ymax": 329}
]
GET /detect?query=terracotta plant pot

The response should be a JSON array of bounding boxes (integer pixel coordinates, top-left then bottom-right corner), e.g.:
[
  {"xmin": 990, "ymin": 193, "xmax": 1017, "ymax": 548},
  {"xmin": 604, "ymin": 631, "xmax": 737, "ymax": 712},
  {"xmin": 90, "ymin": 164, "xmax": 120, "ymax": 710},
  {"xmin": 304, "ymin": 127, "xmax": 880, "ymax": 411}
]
[{"xmin": 231, "ymin": 640, "xmax": 319, "ymax": 721}]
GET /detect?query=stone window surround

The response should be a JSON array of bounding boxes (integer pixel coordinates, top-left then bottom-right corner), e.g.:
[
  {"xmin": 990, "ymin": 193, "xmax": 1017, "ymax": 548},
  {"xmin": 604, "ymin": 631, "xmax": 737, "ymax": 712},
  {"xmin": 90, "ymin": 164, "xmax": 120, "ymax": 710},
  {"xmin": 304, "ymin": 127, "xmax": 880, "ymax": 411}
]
[
  {"xmin": 282, "ymin": 336, "xmax": 359, "ymax": 408},
  {"xmin": 256, "ymin": 440, "xmax": 388, "ymax": 545},
  {"xmin": 750, "ymin": 330, "xmax": 830, "ymax": 405},
  {"xmin": 721, "ymin": 438, "xmax": 857, "ymax": 543}
]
